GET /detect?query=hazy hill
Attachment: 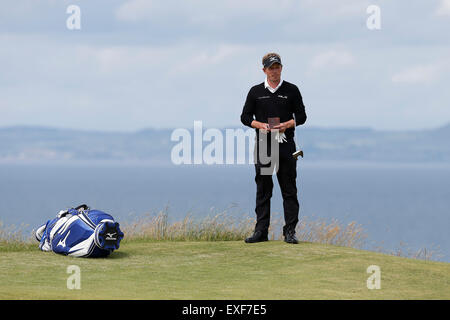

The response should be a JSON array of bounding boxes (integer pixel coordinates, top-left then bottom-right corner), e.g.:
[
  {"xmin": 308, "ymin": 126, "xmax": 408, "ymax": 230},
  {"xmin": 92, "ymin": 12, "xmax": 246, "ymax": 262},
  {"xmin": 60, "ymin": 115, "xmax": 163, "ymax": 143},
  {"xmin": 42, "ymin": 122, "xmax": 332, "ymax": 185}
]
[{"xmin": 0, "ymin": 124, "xmax": 449, "ymax": 164}]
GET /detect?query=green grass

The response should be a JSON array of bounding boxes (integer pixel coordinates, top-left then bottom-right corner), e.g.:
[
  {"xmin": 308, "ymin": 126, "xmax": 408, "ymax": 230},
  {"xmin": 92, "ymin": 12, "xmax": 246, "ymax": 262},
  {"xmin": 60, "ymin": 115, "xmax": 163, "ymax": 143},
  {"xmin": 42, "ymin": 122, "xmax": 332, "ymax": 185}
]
[{"xmin": 1, "ymin": 240, "xmax": 449, "ymax": 300}]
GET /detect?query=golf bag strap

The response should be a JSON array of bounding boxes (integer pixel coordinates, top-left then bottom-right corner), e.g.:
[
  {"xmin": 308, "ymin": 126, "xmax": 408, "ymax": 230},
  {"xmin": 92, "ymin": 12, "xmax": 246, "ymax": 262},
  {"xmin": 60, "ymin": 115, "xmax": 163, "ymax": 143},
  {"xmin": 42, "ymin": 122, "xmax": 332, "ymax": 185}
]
[{"xmin": 74, "ymin": 204, "xmax": 89, "ymax": 211}]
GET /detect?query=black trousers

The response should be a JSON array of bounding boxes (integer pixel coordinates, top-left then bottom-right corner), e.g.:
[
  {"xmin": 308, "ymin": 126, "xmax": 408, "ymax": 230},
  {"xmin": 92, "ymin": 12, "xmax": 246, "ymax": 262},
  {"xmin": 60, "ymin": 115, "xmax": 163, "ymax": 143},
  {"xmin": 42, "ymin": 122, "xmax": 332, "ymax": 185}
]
[{"xmin": 254, "ymin": 137, "xmax": 300, "ymax": 234}]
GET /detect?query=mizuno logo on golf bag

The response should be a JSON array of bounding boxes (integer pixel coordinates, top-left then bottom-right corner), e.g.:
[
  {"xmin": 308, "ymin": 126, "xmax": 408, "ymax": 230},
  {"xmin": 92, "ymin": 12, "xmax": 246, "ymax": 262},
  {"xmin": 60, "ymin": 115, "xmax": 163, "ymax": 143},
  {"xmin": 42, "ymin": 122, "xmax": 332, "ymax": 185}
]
[
  {"xmin": 57, "ymin": 231, "xmax": 71, "ymax": 247},
  {"xmin": 106, "ymin": 232, "xmax": 117, "ymax": 240}
]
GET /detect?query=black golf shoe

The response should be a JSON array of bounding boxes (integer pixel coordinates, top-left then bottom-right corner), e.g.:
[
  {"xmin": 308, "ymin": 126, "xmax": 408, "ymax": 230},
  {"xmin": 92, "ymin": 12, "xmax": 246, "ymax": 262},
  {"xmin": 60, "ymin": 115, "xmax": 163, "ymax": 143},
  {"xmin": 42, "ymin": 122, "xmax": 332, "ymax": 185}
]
[
  {"xmin": 284, "ymin": 229, "xmax": 299, "ymax": 244},
  {"xmin": 245, "ymin": 230, "xmax": 269, "ymax": 243}
]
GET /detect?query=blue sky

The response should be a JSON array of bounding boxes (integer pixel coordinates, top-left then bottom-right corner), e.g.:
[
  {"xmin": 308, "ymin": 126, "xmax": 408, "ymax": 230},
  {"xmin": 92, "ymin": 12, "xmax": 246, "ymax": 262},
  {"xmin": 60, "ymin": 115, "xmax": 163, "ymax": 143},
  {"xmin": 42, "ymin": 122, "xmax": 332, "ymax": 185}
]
[{"xmin": 1, "ymin": 0, "xmax": 450, "ymax": 131}]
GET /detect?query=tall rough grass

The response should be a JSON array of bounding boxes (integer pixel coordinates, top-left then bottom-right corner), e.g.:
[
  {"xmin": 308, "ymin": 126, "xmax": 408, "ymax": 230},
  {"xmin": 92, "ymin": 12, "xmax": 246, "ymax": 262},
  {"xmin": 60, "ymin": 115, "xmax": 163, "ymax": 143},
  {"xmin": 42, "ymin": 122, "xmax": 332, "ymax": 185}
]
[
  {"xmin": 295, "ymin": 216, "xmax": 367, "ymax": 249},
  {"xmin": 122, "ymin": 209, "xmax": 367, "ymax": 249},
  {"xmin": 0, "ymin": 210, "xmax": 442, "ymax": 261},
  {"xmin": 372, "ymin": 240, "xmax": 444, "ymax": 261},
  {"xmin": 122, "ymin": 210, "xmax": 255, "ymax": 242},
  {"xmin": 0, "ymin": 211, "xmax": 381, "ymax": 250},
  {"xmin": 0, "ymin": 221, "xmax": 34, "ymax": 251}
]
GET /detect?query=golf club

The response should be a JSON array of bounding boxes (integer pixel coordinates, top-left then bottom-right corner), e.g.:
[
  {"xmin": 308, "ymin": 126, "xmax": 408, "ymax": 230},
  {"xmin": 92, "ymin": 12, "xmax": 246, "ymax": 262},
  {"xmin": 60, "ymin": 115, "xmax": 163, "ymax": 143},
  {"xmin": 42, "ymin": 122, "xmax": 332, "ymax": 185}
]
[{"xmin": 292, "ymin": 114, "xmax": 304, "ymax": 160}]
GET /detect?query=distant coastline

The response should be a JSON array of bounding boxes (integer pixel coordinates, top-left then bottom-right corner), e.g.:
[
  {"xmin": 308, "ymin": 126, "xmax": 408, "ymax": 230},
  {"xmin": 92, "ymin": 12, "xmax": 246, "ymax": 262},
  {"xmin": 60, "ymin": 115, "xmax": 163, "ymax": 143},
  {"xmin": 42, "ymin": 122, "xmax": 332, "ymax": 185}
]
[{"xmin": 1, "ymin": 123, "xmax": 449, "ymax": 164}]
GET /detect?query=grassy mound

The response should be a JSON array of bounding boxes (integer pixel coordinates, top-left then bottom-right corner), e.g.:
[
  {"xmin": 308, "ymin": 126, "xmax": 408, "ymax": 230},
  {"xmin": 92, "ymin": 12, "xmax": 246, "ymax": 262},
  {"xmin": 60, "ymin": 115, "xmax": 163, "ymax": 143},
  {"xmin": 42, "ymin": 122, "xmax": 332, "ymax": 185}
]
[{"xmin": 1, "ymin": 240, "xmax": 449, "ymax": 299}]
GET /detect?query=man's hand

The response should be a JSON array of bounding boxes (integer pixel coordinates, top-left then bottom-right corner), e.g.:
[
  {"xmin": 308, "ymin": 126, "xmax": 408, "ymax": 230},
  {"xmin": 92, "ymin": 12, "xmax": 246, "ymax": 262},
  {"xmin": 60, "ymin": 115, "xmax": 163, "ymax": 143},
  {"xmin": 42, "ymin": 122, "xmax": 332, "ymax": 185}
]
[
  {"xmin": 251, "ymin": 120, "xmax": 270, "ymax": 133},
  {"xmin": 272, "ymin": 119, "xmax": 295, "ymax": 133}
]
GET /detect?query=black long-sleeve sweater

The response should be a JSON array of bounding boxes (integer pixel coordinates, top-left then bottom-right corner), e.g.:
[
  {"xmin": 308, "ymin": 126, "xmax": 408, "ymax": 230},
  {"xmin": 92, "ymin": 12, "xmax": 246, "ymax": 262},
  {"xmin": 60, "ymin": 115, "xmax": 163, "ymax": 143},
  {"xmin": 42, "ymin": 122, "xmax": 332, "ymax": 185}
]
[{"xmin": 240, "ymin": 80, "xmax": 307, "ymax": 140}]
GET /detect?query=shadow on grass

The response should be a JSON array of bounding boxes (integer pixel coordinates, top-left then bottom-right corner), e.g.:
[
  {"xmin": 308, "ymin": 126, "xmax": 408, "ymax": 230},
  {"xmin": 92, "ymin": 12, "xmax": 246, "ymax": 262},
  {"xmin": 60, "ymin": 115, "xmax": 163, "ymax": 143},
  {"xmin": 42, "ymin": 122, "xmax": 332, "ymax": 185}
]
[{"xmin": 108, "ymin": 251, "xmax": 131, "ymax": 259}]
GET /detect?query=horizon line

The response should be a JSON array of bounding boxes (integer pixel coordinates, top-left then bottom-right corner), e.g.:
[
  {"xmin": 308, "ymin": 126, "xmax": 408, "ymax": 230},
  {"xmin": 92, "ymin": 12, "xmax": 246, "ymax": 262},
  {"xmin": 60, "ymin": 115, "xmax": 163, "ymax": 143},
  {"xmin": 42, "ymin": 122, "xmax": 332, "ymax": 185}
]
[{"xmin": 0, "ymin": 122, "xmax": 449, "ymax": 134}]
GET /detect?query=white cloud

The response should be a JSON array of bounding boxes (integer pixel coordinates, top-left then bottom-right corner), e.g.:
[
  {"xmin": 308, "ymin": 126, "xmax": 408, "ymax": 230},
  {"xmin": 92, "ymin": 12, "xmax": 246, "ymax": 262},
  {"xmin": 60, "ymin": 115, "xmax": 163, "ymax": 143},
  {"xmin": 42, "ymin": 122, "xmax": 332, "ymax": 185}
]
[
  {"xmin": 2, "ymin": 2, "xmax": 450, "ymax": 131},
  {"xmin": 300, "ymin": 0, "xmax": 371, "ymax": 18},
  {"xmin": 436, "ymin": 0, "xmax": 450, "ymax": 16},
  {"xmin": 167, "ymin": 44, "xmax": 246, "ymax": 75},
  {"xmin": 391, "ymin": 64, "xmax": 441, "ymax": 84},
  {"xmin": 115, "ymin": 0, "xmax": 162, "ymax": 22},
  {"xmin": 115, "ymin": 0, "xmax": 298, "ymax": 23},
  {"xmin": 309, "ymin": 50, "xmax": 355, "ymax": 71},
  {"xmin": 114, "ymin": 0, "xmax": 370, "ymax": 25}
]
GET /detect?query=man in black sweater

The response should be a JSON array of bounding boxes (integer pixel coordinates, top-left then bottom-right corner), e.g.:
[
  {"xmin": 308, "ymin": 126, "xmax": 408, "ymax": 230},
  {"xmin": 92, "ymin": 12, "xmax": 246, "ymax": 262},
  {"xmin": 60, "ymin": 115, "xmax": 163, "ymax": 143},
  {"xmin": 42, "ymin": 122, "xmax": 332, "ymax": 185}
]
[{"xmin": 240, "ymin": 53, "xmax": 307, "ymax": 244}]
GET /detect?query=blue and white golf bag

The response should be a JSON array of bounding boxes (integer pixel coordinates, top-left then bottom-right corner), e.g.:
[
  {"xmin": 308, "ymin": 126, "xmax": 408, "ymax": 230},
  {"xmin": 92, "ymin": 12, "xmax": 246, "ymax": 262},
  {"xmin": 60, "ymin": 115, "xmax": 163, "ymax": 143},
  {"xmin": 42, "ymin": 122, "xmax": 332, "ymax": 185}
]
[{"xmin": 35, "ymin": 204, "xmax": 124, "ymax": 258}]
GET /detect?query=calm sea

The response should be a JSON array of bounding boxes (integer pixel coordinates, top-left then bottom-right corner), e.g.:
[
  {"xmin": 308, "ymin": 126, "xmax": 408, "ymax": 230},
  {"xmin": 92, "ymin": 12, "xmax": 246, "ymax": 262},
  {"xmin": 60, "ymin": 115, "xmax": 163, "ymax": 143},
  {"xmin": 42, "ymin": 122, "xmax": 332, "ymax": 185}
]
[{"xmin": 0, "ymin": 161, "xmax": 449, "ymax": 262}]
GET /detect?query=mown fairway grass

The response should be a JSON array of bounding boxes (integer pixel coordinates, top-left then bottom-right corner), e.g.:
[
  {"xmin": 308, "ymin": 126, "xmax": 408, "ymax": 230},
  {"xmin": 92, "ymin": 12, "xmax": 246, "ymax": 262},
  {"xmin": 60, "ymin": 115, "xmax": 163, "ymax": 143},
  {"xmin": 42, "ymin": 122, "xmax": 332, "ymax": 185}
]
[{"xmin": 0, "ymin": 240, "xmax": 449, "ymax": 300}]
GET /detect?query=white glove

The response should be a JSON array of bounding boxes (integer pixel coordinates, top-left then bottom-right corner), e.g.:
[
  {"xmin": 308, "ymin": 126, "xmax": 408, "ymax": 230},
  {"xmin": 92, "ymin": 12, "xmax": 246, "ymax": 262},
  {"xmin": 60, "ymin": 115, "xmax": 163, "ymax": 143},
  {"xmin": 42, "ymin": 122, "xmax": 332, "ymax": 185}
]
[{"xmin": 275, "ymin": 131, "xmax": 287, "ymax": 143}]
